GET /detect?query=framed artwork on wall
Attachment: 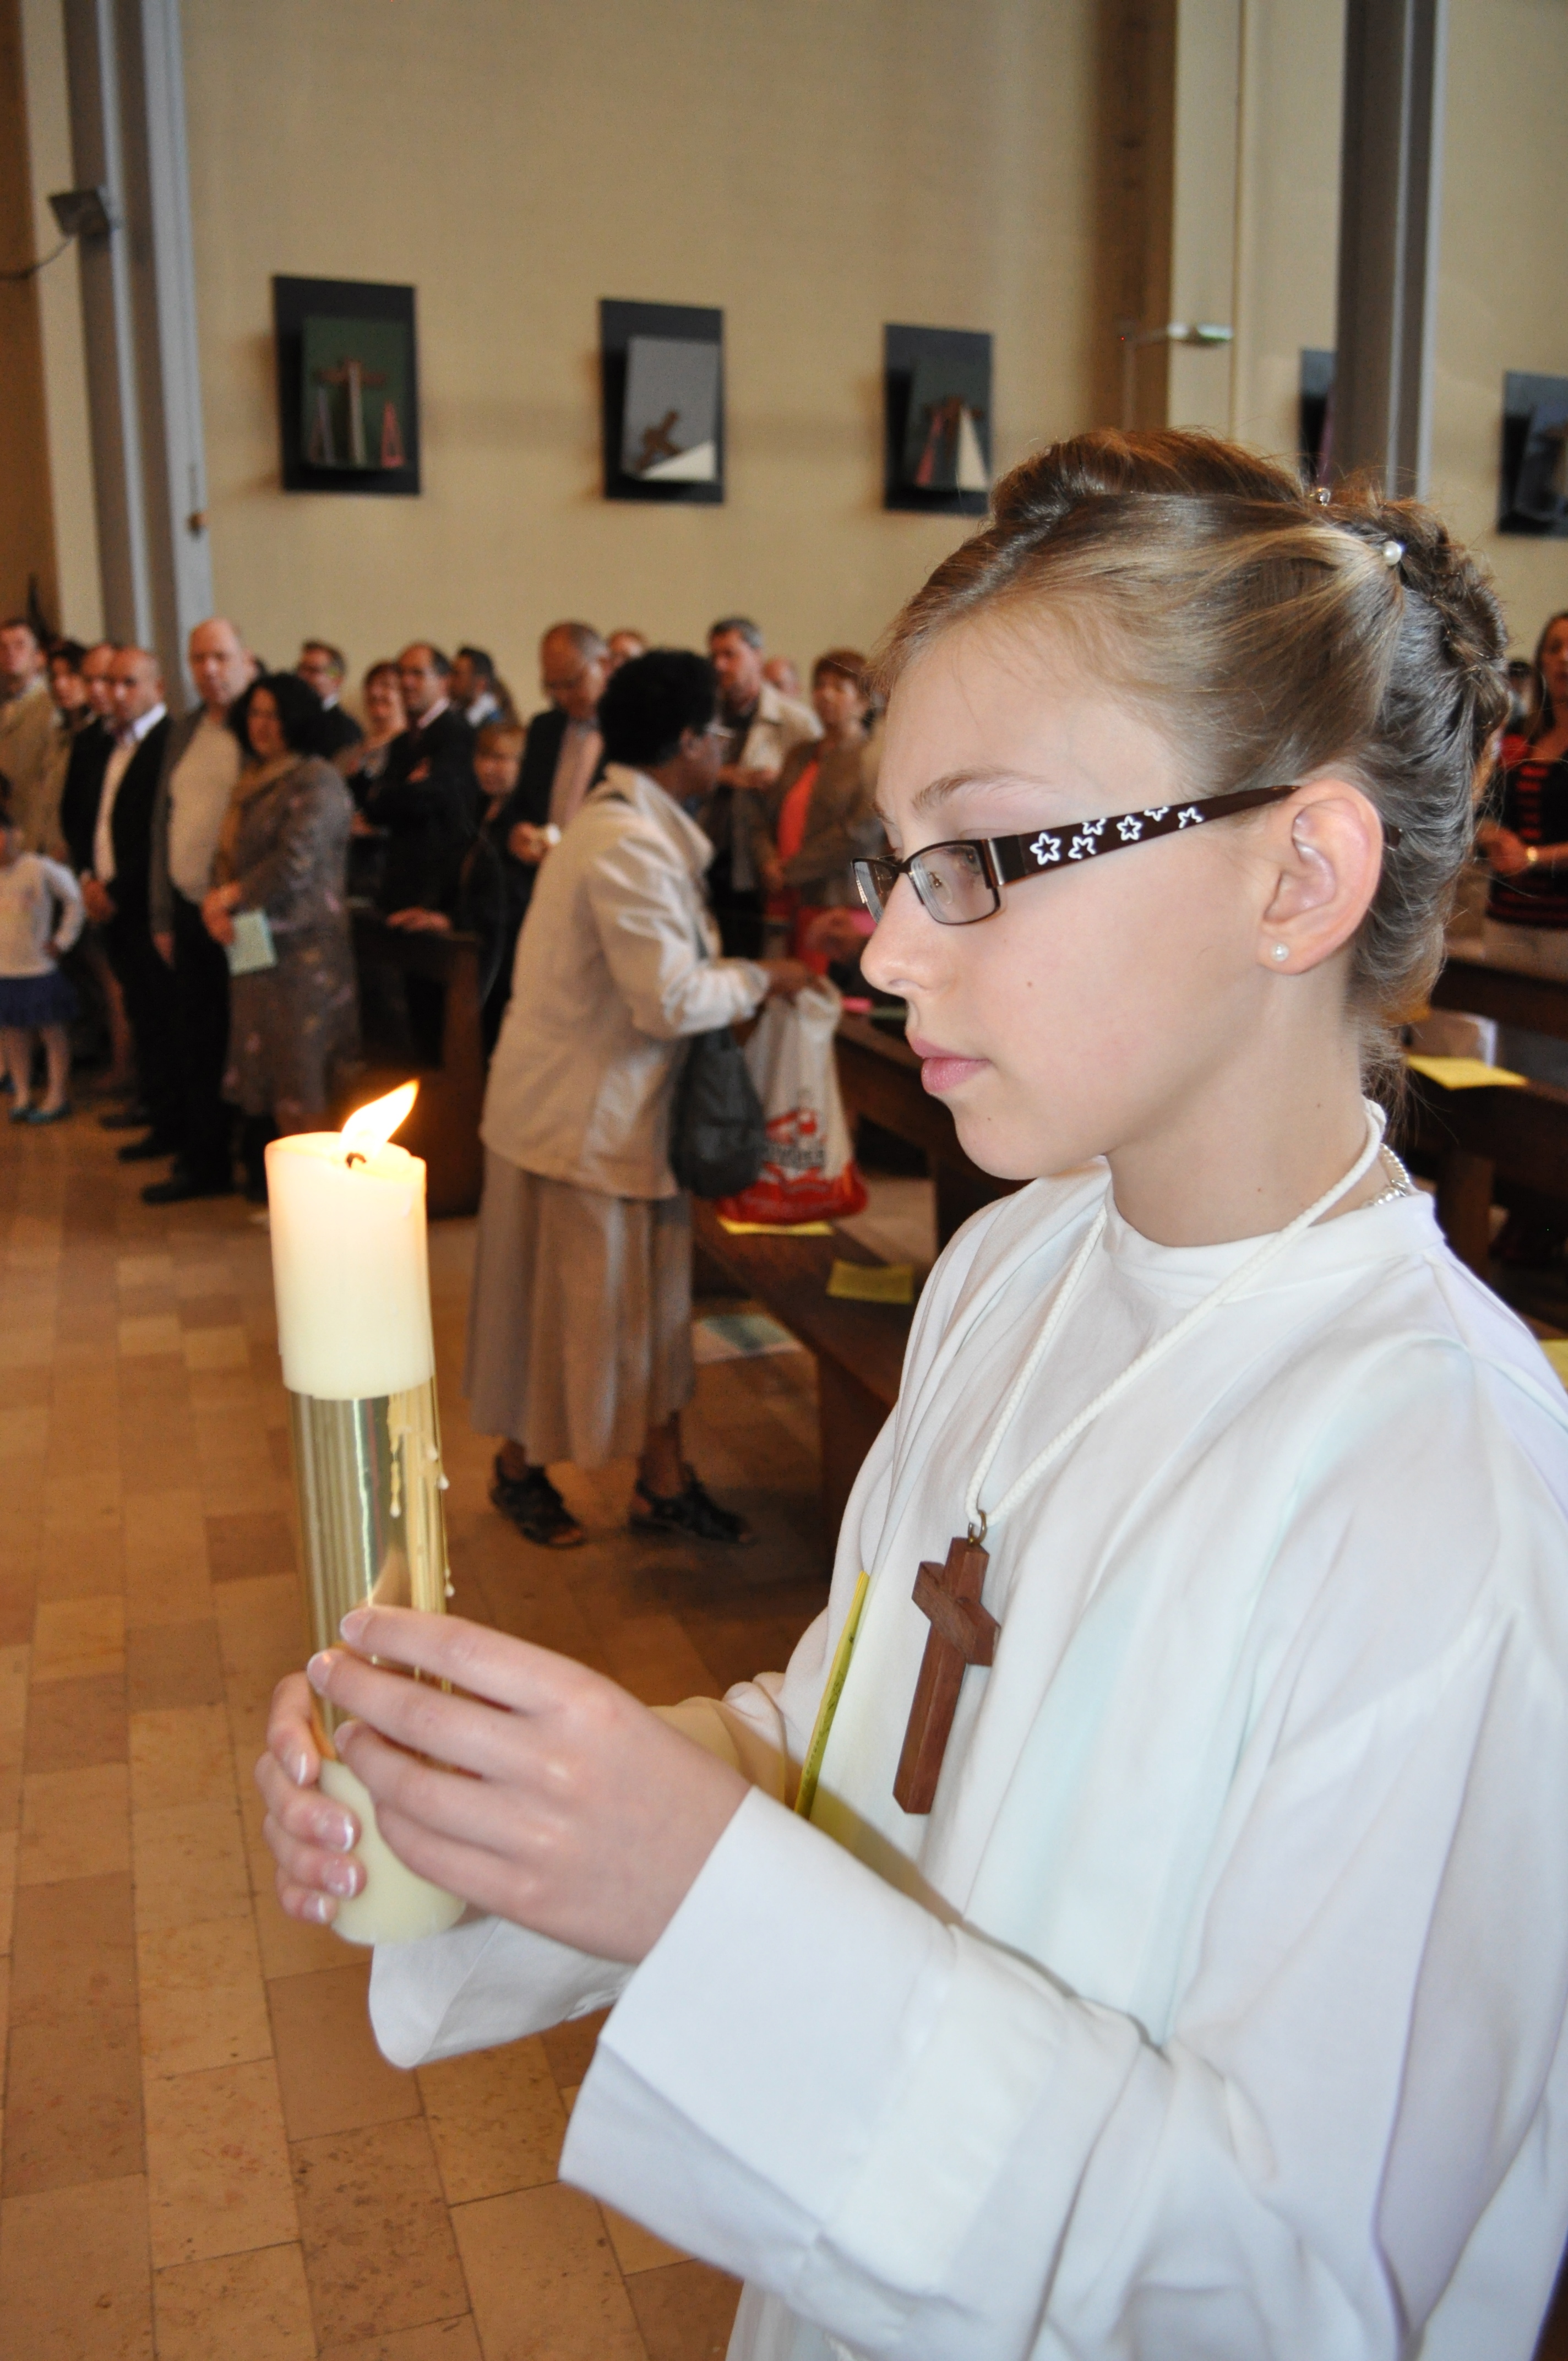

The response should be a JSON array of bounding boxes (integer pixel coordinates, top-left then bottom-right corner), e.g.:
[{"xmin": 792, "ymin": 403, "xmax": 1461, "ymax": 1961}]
[
  {"xmin": 273, "ymin": 277, "xmax": 421, "ymax": 496},
  {"xmin": 883, "ymin": 325, "xmax": 992, "ymax": 516},
  {"xmin": 600, "ymin": 300, "xmax": 725, "ymax": 504},
  {"xmin": 1299, "ymin": 348, "xmax": 1335, "ymax": 487},
  {"xmin": 1499, "ymin": 372, "xmax": 1568, "ymax": 536}
]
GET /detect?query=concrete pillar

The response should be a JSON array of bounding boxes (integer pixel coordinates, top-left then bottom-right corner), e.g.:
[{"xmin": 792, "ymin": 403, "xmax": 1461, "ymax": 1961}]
[
  {"xmin": 1331, "ymin": 0, "xmax": 1447, "ymax": 493},
  {"xmin": 62, "ymin": 0, "xmax": 209, "ymax": 695}
]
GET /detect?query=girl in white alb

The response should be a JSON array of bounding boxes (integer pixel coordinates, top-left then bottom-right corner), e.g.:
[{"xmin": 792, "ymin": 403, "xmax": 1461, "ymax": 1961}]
[{"xmin": 259, "ymin": 432, "xmax": 1568, "ymax": 2360}]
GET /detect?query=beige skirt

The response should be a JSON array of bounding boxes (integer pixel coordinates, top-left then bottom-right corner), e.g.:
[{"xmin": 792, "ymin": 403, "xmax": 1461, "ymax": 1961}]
[{"xmin": 464, "ymin": 1152, "xmax": 695, "ymax": 1467}]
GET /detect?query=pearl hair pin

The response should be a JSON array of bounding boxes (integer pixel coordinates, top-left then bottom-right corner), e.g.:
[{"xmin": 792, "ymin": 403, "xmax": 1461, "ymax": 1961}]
[{"xmin": 1381, "ymin": 537, "xmax": 1405, "ymax": 567}]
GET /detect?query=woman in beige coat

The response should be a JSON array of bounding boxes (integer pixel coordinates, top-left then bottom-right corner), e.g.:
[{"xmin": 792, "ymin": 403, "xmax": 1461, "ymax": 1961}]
[
  {"xmin": 468, "ymin": 650, "xmax": 807, "ymax": 1549},
  {"xmin": 758, "ymin": 648, "xmax": 884, "ymax": 957}
]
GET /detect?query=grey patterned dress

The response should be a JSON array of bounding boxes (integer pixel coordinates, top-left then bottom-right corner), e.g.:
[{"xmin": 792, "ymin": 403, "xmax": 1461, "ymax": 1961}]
[{"xmin": 216, "ymin": 755, "xmax": 359, "ymax": 1130}]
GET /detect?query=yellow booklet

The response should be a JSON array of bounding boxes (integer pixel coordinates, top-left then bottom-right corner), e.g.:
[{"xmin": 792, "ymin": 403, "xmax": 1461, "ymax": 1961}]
[
  {"xmin": 717, "ymin": 1217, "xmax": 835, "ymax": 1237},
  {"xmin": 796, "ymin": 1570, "xmax": 870, "ymax": 1821},
  {"xmin": 1543, "ymin": 1340, "xmax": 1568, "ymax": 1390},
  {"xmin": 827, "ymin": 1259, "xmax": 915, "ymax": 1305},
  {"xmin": 1405, "ymin": 1054, "xmax": 1528, "ymax": 1090}
]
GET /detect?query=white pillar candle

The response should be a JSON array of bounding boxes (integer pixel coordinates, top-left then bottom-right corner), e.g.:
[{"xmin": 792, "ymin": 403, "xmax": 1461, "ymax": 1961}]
[{"xmin": 265, "ymin": 1089, "xmax": 434, "ymax": 1401}]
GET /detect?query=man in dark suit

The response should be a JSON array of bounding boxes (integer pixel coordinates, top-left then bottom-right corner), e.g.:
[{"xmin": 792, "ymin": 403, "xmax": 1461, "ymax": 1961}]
[
  {"xmin": 296, "ymin": 640, "xmax": 363, "ymax": 760},
  {"xmin": 366, "ymin": 643, "xmax": 480, "ymax": 914},
  {"xmin": 58, "ymin": 640, "xmax": 117, "ymax": 873},
  {"xmin": 80, "ymin": 647, "xmax": 181, "ymax": 1161},
  {"xmin": 487, "ymin": 622, "xmax": 611, "ymax": 1023}
]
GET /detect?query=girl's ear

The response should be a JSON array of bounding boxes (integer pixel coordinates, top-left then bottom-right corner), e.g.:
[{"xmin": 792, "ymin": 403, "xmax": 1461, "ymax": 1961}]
[{"xmin": 1255, "ymin": 780, "xmax": 1386, "ymax": 976}]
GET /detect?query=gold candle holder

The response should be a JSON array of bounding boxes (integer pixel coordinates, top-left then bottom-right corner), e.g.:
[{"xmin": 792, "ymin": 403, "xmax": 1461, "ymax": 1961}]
[{"xmin": 287, "ymin": 1376, "xmax": 465, "ymax": 1945}]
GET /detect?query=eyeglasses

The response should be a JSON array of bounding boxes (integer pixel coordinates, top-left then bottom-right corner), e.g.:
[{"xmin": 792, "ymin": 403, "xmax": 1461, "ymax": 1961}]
[{"xmin": 852, "ymin": 783, "xmax": 1370, "ymax": 927}]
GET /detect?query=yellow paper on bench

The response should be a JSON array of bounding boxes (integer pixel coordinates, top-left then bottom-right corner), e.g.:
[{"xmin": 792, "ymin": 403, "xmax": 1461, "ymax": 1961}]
[
  {"xmin": 1543, "ymin": 1340, "xmax": 1568, "ymax": 1391},
  {"xmin": 827, "ymin": 1259, "xmax": 915, "ymax": 1305},
  {"xmin": 1406, "ymin": 1054, "xmax": 1529, "ymax": 1090},
  {"xmin": 717, "ymin": 1217, "xmax": 835, "ymax": 1237}
]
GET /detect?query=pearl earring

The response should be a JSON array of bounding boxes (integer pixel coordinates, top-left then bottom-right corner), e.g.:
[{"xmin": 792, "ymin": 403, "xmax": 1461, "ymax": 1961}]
[{"xmin": 1271, "ymin": 943, "xmax": 1290, "ymax": 963}]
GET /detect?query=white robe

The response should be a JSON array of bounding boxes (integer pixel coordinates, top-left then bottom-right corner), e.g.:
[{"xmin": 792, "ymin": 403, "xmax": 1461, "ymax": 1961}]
[{"xmin": 370, "ymin": 1176, "xmax": 1568, "ymax": 2359}]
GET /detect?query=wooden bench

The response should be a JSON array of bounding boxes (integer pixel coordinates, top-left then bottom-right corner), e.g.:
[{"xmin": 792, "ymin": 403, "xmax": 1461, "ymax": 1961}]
[
  {"xmin": 691, "ymin": 1198, "xmax": 913, "ymax": 1543},
  {"xmin": 1404, "ymin": 1068, "xmax": 1568, "ymax": 1277},
  {"xmin": 350, "ymin": 910, "xmax": 486, "ymax": 1217},
  {"xmin": 1433, "ymin": 940, "xmax": 1568, "ymax": 1046}
]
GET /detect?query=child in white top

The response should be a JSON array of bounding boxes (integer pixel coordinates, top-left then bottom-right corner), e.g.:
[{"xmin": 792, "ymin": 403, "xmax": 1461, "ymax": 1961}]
[
  {"xmin": 257, "ymin": 433, "xmax": 1568, "ymax": 2359},
  {"xmin": 0, "ymin": 813, "xmax": 84, "ymax": 1122}
]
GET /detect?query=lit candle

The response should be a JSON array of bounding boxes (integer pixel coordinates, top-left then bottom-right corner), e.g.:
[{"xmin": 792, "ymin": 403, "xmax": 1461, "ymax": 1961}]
[{"xmin": 265, "ymin": 1085, "xmax": 465, "ymax": 1946}]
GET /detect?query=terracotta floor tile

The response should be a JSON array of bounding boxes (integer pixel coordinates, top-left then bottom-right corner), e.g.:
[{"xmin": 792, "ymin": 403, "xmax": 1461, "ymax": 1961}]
[
  {"xmin": 132, "ymin": 1797, "xmax": 252, "ymax": 1931},
  {"xmin": 269, "ymin": 1961, "xmax": 421, "ymax": 2139},
  {"xmin": 417, "ymin": 2037, "xmax": 568, "ymax": 2205},
  {"xmin": 626, "ymin": 2259, "xmax": 742, "ymax": 2361},
  {"xmin": 215, "ymin": 1573, "xmax": 309, "ymax": 1708},
  {"xmin": 602, "ymin": 2201, "xmax": 688, "ymax": 2275},
  {"xmin": 452, "ymin": 2181, "xmax": 646, "ymax": 2361},
  {"xmin": 129, "ymin": 1702, "xmax": 235, "ymax": 1811},
  {"xmin": 207, "ymin": 1508, "xmax": 297, "ymax": 1582},
  {"xmin": 153, "ymin": 2239, "xmax": 315, "ymax": 2360},
  {"xmin": 31, "ymin": 1591, "xmax": 126, "ymax": 1683},
  {"xmin": 0, "ymin": 1641, "xmax": 28, "ymax": 1757},
  {"xmin": 173, "ymin": 1255, "xmax": 234, "ymax": 1297},
  {"xmin": 144, "ymin": 2057, "xmax": 298, "ymax": 2267},
  {"xmin": 540, "ymin": 2006, "xmax": 609, "ymax": 2095},
  {"xmin": 119, "ymin": 1251, "xmax": 175, "ymax": 1290},
  {"xmin": 118, "ymin": 1313, "xmax": 185, "ymax": 1357},
  {"xmin": 292, "ymin": 2117, "xmax": 467, "ymax": 2345},
  {"xmin": 10, "ymin": 1870, "xmax": 136, "ymax": 2025},
  {"xmin": 0, "ymin": 2174, "xmax": 153, "ymax": 2359},
  {"xmin": 0, "ymin": 1323, "xmax": 53, "ymax": 1370},
  {"xmin": 184, "ymin": 1324, "xmax": 252, "ymax": 1373},
  {"xmin": 139, "ymin": 1915, "xmax": 273, "ymax": 2077},
  {"xmin": 24, "ymin": 1669, "xmax": 128, "ymax": 1771},
  {"xmin": 18, "ymin": 1760, "xmax": 130, "ymax": 1884},
  {"xmin": 2, "ymin": 2004, "xmax": 144, "ymax": 2194},
  {"xmin": 252, "ymin": 1885, "xmax": 359, "ymax": 1978},
  {"xmin": 317, "ymin": 2321, "xmax": 482, "ymax": 2360},
  {"xmin": 0, "ymin": 1403, "xmax": 50, "ymax": 1460},
  {"xmin": 0, "ymin": 1827, "xmax": 16, "ymax": 1950},
  {"xmin": 126, "ymin": 1616, "xmax": 226, "ymax": 1709},
  {"xmin": 178, "ymin": 1291, "xmax": 244, "ymax": 1329}
]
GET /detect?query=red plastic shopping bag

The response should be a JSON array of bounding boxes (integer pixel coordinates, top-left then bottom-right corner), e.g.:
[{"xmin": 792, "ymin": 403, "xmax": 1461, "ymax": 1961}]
[{"xmin": 715, "ymin": 978, "xmax": 868, "ymax": 1225}]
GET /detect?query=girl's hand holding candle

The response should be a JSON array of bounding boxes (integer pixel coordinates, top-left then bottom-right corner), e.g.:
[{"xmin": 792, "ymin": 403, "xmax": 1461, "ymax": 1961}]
[
  {"xmin": 258, "ymin": 1608, "xmax": 748, "ymax": 1961},
  {"xmin": 264, "ymin": 1084, "xmax": 466, "ymax": 1946}
]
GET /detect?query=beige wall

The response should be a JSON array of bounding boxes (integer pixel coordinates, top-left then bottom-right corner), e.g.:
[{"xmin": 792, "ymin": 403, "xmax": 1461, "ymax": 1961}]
[
  {"xmin": 0, "ymin": 0, "xmax": 58, "ymax": 625},
  {"xmin": 180, "ymin": 0, "xmax": 1099, "ymax": 697},
  {"xmin": 1435, "ymin": 0, "xmax": 1568, "ymax": 655}
]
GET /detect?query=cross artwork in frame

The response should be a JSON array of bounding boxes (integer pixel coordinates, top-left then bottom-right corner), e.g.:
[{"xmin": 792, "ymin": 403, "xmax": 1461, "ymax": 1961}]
[
  {"xmin": 884, "ymin": 324, "xmax": 993, "ymax": 517},
  {"xmin": 600, "ymin": 300, "xmax": 725, "ymax": 504},
  {"xmin": 273, "ymin": 277, "xmax": 421, "ymax": 496},
  {"xmin": 1499, "ymin": 371, "xmax": 1568, "ymax": 537}
]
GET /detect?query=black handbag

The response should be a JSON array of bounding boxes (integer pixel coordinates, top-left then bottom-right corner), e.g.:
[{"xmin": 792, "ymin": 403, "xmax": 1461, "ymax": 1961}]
[{"xmin": 668, "ymin": 918, "xmax": 767, "ymax": 1197}]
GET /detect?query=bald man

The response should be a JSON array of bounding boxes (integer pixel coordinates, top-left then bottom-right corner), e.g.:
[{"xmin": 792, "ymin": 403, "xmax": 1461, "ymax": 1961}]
[
  {"xmin": 83, "ymin": 648, "xmax": 181, "ymax": 1161},
  {"xmin": 143, "ymin": 617, "xmax": 255, "ymax": 1200}
]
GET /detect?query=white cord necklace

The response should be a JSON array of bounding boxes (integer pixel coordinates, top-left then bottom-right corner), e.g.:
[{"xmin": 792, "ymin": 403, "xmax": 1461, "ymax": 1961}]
[{"xmin": 891, "ymin": 1102, "xmax": 1390, "ymax": 1814}]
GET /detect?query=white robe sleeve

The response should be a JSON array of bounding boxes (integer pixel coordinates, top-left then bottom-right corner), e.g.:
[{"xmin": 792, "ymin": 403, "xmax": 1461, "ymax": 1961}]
[{"xmin": 562, "ymin": 1391, "xmax": 1568, "ymax": 2359}]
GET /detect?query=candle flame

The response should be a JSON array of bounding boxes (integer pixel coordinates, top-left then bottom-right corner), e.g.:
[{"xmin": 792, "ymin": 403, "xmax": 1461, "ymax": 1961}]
[{"xmin": 341, "ymin": 1081, "xmax": 418, "ymax": 1152}]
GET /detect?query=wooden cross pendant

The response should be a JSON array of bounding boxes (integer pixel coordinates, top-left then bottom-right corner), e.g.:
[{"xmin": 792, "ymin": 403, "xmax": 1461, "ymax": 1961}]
[{"xmin": 892, "ymin": 1535, "xmax": 999, "ymax": 1815}]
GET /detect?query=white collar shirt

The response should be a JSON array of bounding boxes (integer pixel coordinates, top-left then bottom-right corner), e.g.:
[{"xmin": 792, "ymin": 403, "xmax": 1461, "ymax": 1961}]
[{"xmin": 94, "ymin": 701, "xmax": 166, "ymax": 883}]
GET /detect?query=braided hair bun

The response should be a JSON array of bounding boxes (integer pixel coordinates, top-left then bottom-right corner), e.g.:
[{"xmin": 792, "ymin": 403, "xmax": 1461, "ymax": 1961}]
[{"xmin": 873, "ymin": 428, "xmax": 1508, "ymax": 1071}]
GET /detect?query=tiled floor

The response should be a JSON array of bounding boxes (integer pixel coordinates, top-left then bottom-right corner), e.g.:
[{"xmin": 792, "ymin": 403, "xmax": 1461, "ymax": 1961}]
[{"xmin": 0, "ymin": 1102, "xmax": 852, "ymax": 2359}]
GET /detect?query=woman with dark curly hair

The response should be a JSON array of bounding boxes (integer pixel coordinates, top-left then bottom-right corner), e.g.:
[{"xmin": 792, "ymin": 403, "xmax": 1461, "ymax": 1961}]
[{"xmin": 203, "ymin": 672, "xmax": 358, "ymax": 1196}]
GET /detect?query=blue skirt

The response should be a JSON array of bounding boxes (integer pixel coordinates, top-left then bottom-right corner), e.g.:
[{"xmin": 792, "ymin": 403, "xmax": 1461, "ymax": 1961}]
[{"xmin": 0, "ymin": 969, "xmax": 77, "ymax": 1028}]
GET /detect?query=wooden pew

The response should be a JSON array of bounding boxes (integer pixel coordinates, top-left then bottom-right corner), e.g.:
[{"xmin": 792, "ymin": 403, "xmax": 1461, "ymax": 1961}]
[
  {"xmin": 350, "ymin": 910, "xmax": 486, "ymax": 1217},
  {"xmin": 692, "ymin": 1198, "xmax": 912, "ymax": 1543},
  {"xmin": 1403, "ymin": 1068, "xmax": 1568, "ymax": 1277},
  {"xmin": 1432, "ymin": 941, "xmax": 1568, "ymax": 1045}
]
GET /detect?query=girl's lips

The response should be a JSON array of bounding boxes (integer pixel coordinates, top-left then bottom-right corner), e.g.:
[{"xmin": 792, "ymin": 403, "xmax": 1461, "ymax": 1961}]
[{"xmin": 907, "ymin": 1034, "xmax": 990, "ymax": 1095}]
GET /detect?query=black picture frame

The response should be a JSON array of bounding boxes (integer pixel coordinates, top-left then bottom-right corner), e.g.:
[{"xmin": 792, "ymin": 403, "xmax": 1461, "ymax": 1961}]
[
  {"xmin": 1299, "ymin": 347, "xmax": 1335, "ymax": 487},
  {"xmin": 1499, "ymin": 371, "xmax": 1568, "ymax": 537},
  {"xmin": 600, "ymin": 300, "xmax": 725, "ymax": 504},
  {"xmin": 273, "ymin": 276, "xmax": 421, "ymax": 496},
  {"xmin": 883, "ymin": 324, "xmax": 993, "ymax": 516}
]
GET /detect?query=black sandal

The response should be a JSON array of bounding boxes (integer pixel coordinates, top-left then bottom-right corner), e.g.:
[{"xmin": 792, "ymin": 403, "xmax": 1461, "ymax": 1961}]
[
  {"xmin": 491, "ymin": 1456, "xmax": 585, "ymax": 1548},
  {"xmin": 630, "ymin": 1468, "xmax": 754, "ymax": 1546}
]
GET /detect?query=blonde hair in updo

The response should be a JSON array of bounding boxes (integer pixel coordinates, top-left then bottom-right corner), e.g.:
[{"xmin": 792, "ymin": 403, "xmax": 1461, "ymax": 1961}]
[{"xmin": 872, "ymin": 428, "xmax": 1508, "ymax": 1079}]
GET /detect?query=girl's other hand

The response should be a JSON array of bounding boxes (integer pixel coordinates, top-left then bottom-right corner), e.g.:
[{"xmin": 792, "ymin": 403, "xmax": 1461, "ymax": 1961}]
[{"xmin": 254, "ymin": 1671, "xmax": 363, "ymax": 1923}]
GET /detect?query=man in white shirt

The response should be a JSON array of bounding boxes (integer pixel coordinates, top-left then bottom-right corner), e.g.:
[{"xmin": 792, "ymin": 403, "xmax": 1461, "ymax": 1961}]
[
  {"xmin": 144, "ymin": 617, "xmax": 255, "ymax": 1201},
  {"xmin": 0, "ymin": 618, "xmax": 61, "ymax": 853},
  {"xmin": 81, "ymin": 648, "xmax": 180, "ymax": 1160},
  {"xmin": 701, "ymin": 616, "xmax": 819, "ymax": 956}
]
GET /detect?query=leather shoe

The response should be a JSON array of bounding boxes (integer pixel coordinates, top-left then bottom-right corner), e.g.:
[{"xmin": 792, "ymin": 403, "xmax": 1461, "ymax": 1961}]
[
  {"xmin": 99, "ymin": 1105, "xmax": 152, "ymax": 1131},
  {"xmin": 141, "ymin": 1171, "xmax": 233, "ymax": 1206},
  {"xmin": 117, "ymin": 1131, "xmax": 181, "ymax": 1163}
]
